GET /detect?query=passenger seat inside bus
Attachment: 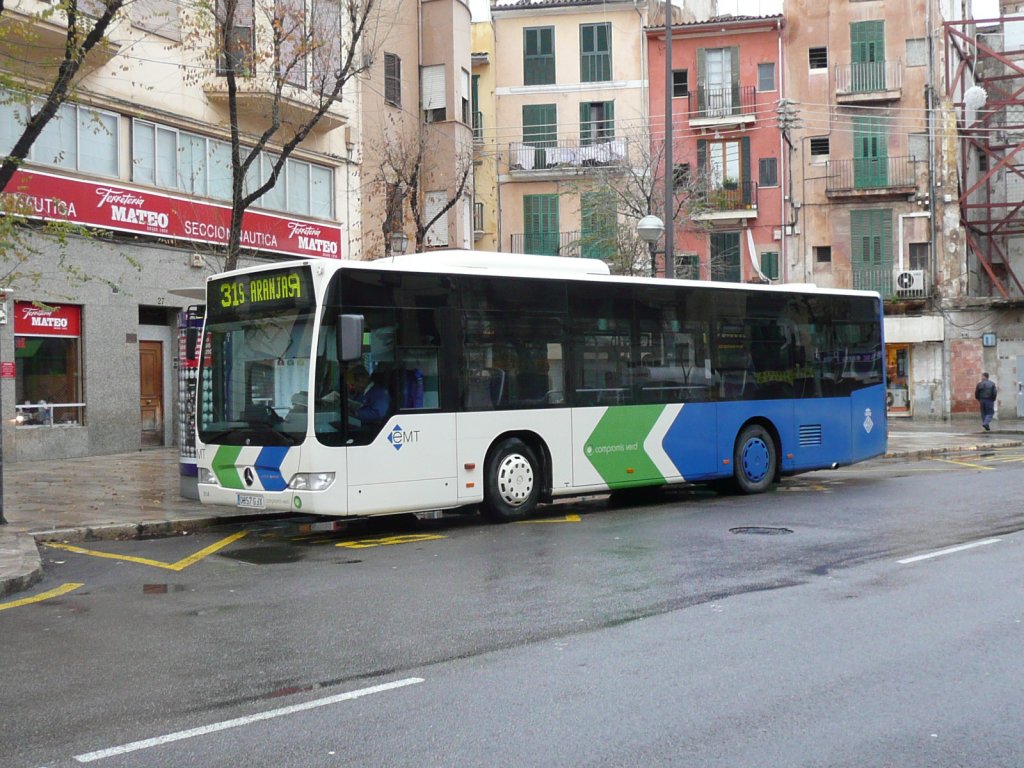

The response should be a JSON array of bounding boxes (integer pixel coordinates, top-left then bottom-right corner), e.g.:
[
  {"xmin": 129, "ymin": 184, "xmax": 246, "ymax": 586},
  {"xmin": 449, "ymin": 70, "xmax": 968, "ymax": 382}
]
[{"xmin": 467, "ymin": 368, "xmax": 507, "ymax": 409}]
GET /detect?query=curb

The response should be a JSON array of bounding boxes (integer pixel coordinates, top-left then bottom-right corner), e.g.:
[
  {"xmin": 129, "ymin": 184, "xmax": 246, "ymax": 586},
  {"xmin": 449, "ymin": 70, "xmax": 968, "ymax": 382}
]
[
  {"xmin": 883, "ymin": 438, "xmax": 1024, "ymax": 461},
  {"xmin": 0, "ymin": 535, "xmax": 43, "ymax": 599}
]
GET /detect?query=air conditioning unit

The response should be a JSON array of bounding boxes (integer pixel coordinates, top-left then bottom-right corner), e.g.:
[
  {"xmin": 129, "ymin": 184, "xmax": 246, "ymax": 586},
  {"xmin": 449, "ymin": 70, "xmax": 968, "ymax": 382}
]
[{"xmin": 894, "ymin": 269, "xmax": 924, "ymax": 295}]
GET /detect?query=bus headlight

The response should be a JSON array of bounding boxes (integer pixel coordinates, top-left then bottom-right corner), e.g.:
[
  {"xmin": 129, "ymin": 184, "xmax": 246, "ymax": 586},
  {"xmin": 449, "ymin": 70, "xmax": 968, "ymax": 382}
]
[
  {"xmin": 289, "ymin": 472, "xmax": 336, "ymax": 491},
  {"xmin": 198, "ymin": 468, "xmax": 217, "ymax": 485}
]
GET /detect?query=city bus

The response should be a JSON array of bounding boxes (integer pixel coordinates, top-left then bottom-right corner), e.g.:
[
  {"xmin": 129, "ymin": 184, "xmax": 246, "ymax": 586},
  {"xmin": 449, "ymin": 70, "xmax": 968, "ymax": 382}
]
[{"xmin": 195, "ymin": 251, "xmax": 886, "ymax": 522}]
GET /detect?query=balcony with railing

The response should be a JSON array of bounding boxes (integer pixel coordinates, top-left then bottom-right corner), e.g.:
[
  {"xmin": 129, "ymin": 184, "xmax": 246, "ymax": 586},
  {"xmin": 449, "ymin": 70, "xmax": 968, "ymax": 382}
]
[
  {"xmin": 510, "ymin": 230, "xmax": 581, "ymax": 258},
  {"xmin": 825, "ymin": 156, "xmax": 917, "ymax": 197},
  {"xmin": 691, "ymin": 181, "xmax": 759, "ymax": 221},
  {"xmin": 0, "ymin": 4, "xmax": 120, "ymax": 66},
  {"xmin": 835, "ymin": 61, "xmax": 903, "ymax": 103},
  {"xmin": 507, "ymin": 138, "xmax": 628, "ymax": 178},
  {"xmin": 687, "ymin": 85, "xmax": 757, "ymax": 127},
  {"xmin": 851, "ymin": 267, "xmax": 932, "ymax": 300}
]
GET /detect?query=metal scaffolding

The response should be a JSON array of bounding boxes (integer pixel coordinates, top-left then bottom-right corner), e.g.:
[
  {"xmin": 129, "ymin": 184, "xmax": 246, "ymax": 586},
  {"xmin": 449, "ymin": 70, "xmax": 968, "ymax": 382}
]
[{"xmin": 945, "ymin": 15, "xmax": 1024, "ymax": 299}]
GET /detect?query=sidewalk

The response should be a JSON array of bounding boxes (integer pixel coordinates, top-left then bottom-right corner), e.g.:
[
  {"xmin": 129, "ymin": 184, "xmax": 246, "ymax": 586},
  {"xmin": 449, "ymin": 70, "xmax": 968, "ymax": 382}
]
[{"xmin": 3, "ymin": 418, "xmax": 1024, "ymax": 598}]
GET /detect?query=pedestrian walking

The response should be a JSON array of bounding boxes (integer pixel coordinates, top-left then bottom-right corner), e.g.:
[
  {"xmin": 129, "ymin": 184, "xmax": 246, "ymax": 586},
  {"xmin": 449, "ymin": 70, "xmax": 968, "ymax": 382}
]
[{"xmin": 974, "ymin": 371, "xmax": 998, "ymax": 431}]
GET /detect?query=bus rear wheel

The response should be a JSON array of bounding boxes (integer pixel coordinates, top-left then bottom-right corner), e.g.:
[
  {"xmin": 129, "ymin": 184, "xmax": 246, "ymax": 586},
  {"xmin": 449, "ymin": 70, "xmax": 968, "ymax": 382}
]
[
  {"xmin": 481, "ymin": 438, "xmax": 541, "ymax": 522},
  {"xmin": 733, "ymin": 424, "xmax": 777, "ymax": 494}
]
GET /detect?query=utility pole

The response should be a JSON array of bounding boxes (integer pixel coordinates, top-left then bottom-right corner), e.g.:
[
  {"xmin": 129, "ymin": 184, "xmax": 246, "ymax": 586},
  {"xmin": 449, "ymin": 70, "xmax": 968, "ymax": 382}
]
[{"xmin": 663, "ymin": 1, "xmax": 674, "ymax": 278}]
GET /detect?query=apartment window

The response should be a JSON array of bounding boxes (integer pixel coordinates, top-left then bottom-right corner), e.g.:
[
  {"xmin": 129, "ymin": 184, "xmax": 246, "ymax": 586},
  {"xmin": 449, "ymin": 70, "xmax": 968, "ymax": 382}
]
[
  {"xmin": 384, "ymin": 53, "xmax": 401, "ymax": 107},
  {"xmin": 275, "ymin": 0, "xmax": 307, "ymax": 87},
  {"xmin": 673, "ymin": 162, "xmax": 691, "ymax": 190},
  {"xmin": 672, "ymin": 69, "xmax": 688, "ymax": 97},
  {"xmin": 675, "ymin": 253, "xmax": 700, "ymax": 280},
  {"xmin": 808, "ymin": 47, "xmax": 828, "ymax": 70},
  {"xmin": 421, "ymin": 64, "xmax": 446, "ymax": 123},
  {"xmin": 132, "ymin": 119, "xmax": 334, "ymax": 217},
  {"xmin": 14, "ymin": 302, "xmax": 84, "ymax": 427},
  {"xmin": 760, "ymin": 251, "xmax": 779, "ymax": 280},
  {"xmin": 909, "ymin": 242, "xmax": 929, "ymax": 270},
  {"xmin": 0, "ymin": 94, "xmax": 119, "ymax": 177},
  {"xmin": 524, "ymin": 26, "xmax": 555, "ymax": 85},
  {"xmin": 580, "ymin": 101, "xmax": 614, "ymax": 145},
  {"xmin": 759, "ymin": 157, "xmax": 778, "ymax": 187},
  {"xmin": 809, "ymin": 136, "xmax": 830, "ymax": 158},
  {"xmin": 424, "ymin": 190, "xmax": 449, "ymax": 246},
  {"xmin": 757, "ymin": 62, "xmax": 776, "ymax": 91},
  {"xmin": 216, "ymin": 0, "xmax": 255, "ymax": 76},
  {"xmin": 710, "ymin": 231, "xmax": 741, "ymax": 282},
  {"xmin": 814, "ymin": 245, "xmax": 832, "ymax": 263},
  {"xmin": 580, "ymin": 23, "xmax": 612, "ymax": 82},
  {"xmin": 461, "ymin": 69, "xmax": 471, "ymax": 125}
]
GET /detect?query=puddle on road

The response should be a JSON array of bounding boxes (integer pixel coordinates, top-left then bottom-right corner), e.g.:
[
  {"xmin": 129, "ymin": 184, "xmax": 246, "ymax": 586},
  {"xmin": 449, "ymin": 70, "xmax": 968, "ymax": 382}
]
[{"xmin": 729, "ymin": 526, "xmax": 794, "ymax": 535}]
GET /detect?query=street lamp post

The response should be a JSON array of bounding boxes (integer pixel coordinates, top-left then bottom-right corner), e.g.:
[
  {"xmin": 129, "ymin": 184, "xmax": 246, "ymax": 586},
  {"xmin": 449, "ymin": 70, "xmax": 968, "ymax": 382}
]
[
  {"xmin": 389, "ymin": 230, "xmax": 409, "ymax": 256},
  {"xmin": 637, "ymin": 214, "xmax": 665, "ymax": 278}
]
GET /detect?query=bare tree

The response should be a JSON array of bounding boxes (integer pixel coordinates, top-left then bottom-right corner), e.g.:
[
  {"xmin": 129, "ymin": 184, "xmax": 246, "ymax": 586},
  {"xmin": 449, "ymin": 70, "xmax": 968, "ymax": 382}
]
[
  {"xmin": 0, "ymin": 0, "xmax": 127, "ymax": 193},
  {"xmin": 374, "ymin": 117, "xmax": 473, "ymax": 255},
  {"xmin": 561, "ymin": 124, "xmax": 714, "ymax": 277},
  {"xmin": 190, "ymin": 0, "xmax": 379, "ymax": 270}
]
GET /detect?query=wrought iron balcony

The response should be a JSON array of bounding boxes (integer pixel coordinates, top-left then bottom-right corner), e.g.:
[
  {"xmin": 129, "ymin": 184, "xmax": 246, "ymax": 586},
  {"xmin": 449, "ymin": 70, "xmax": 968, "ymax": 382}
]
[
  {"xmin": 507, "ymin": 138, "xmax": 628, "ymax": 175},
  {"xmin": 691, "ymin": 181, "xmax": 759, "ymax": 220},
  {"xmin": 825, "ymin": 156, "xmax": 917, "ymax": 196},
  {"xmin": 851, "ymin": 267, "xmax": 932, "ymax": 300},
  {"xmin": 835, "ymin": 61, "xmax": 903, "ymax": 102},
  {"xmin": 688, "ymin": 85, "xmax": 757, "ymax": 125},
  {"xmin": 510, "ymin": 230, "xmax": 581, "ymax": 258}
]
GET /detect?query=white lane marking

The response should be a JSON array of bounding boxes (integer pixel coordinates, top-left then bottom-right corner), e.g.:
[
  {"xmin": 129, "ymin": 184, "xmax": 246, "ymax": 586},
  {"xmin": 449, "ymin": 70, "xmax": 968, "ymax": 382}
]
[
  {"xmin": 898, "ymin": 538, "xmax": 1002, "ymax": 565},
  {"xmin": 74, "ymin": 677, "xmax": 424, "ymax": 763}
]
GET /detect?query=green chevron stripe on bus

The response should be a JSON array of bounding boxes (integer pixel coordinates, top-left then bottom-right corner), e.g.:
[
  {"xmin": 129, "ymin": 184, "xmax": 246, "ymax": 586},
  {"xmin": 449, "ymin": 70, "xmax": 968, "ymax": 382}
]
[
  {"xmin": 212, "ymin": 445, "xmax": 245, "ymax": 489},
  {"xmin": 583, "ymin": 405, "xmax": 666, "ymax": 488}
]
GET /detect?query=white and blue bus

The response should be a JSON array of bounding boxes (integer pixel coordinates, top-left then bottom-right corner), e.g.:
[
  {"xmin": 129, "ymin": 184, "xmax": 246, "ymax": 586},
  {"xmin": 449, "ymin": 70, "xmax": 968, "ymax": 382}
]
[{"xmin": 195, "ymin": 251, "xmax": 886, "ymax": 522}]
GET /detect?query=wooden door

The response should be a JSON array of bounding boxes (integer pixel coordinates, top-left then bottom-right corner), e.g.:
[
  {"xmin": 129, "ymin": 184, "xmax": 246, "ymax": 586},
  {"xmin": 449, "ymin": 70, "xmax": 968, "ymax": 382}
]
[{"xmin": 140, "ymin": 340, "xmax": 164, "ymax": 447}]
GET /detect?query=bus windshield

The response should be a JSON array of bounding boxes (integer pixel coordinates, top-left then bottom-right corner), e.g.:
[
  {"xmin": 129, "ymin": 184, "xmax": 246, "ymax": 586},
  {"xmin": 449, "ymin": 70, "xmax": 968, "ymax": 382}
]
[{"xmin": 199, "ymin": 310, "xmax": 315, "ymax": 446}]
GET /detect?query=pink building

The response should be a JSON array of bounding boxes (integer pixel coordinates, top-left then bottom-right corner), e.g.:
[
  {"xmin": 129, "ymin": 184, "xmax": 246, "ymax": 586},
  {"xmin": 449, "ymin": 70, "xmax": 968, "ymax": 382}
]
[{"xmin": 647, "ymin": 14, "xmax": 786, "ymax": 283}]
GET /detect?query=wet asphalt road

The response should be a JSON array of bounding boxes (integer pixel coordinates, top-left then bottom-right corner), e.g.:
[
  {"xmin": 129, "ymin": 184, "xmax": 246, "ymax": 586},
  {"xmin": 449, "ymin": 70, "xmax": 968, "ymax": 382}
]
[{"xmin": 4, "ymin": 447, "xmax": 1024, "ymax": 767}]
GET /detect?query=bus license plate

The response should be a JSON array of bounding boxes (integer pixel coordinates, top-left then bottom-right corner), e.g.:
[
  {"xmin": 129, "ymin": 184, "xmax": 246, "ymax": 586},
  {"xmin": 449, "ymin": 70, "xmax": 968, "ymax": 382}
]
[{"xmin": 236, "ymin": 493, "xmax": 265, "ymax": 509}]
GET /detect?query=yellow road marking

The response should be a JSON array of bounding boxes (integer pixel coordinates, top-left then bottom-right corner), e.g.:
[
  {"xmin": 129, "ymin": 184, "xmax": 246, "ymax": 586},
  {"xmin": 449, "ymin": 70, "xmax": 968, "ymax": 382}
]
[
  {"xmin": 518, "ymin": 514, "xmax": 582, "ymax": 524},
  {"xmin": 932, "ymin": 457, "xmax": 994, "ymax": 470},
  {"xmin": 0, "ymin": 582, "xmax": 83, "ymax": 612},
  {"xmin": 44, "ymin": 531, "xmax": 248, "ymax": 571},
  {"xmin": 336, "ymin": 533, "xmax": 446, "ymax": 549}
]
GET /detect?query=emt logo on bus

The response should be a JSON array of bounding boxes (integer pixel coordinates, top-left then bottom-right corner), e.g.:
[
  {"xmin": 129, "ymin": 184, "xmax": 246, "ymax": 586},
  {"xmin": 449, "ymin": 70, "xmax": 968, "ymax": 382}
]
[{"xmin": 387, "ymin": 424, "xmax": 420, "ymax": 451}]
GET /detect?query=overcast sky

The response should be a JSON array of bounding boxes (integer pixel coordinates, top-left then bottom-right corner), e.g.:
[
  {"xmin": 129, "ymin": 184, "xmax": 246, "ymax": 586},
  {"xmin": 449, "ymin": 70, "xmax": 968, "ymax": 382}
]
[{"xmin": 714, "ymin": 0, "xmax": 999, "ymax": 17}]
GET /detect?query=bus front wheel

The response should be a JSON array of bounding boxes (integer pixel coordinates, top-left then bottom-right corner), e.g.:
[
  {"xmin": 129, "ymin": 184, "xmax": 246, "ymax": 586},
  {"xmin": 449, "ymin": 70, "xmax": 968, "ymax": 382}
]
[
  {"xmin": 733, "ymin": 424, "xmax": 777, "ymax": 494},
  {"xmin": 481, "ymin": 438, "xmax": 541, "ymax": 522}
]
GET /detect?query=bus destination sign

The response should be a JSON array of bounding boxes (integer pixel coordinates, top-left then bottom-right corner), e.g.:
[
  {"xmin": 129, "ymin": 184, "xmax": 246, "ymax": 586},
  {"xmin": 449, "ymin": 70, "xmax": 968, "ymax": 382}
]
[{"xmin": 207, "ymin": 266, "xmax": 314, "ymax": 320}]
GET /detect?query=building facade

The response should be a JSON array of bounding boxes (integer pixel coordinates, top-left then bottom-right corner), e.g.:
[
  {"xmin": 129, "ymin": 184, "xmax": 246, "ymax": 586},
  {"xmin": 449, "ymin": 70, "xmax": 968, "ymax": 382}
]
[
  {"xmin": 0, "ymin": 0, "xmax": 359, "ymax": 461},
  {"xmin": 648, "ymin": 13, "xmax": 786, "ymax": 283},
  {"xmin": 358, "ymin": 0, "xmax": 475, "ymax": 258}
]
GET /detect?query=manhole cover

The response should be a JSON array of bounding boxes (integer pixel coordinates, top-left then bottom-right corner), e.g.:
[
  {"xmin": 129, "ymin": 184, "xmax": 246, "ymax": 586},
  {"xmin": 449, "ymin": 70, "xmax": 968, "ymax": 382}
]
[{"xmin": 729, "ymin": 526, "xmax": 794, "ymax": 535}]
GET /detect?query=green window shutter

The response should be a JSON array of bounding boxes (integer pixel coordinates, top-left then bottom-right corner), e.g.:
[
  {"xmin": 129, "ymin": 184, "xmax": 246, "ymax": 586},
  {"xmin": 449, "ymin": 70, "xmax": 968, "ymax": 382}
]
[
  {"xmin": 730, "ymin": 46, "xmax": 740, "ymax": 114},
  {"xmin": 760, "ymin": 251, "xmax": 779, "ymax": 280},
  {"xmin": 605, "ymin": 100, "xmax": 614, "ymax": 139},
  {"xmin": 696, "ymin": 48, "xmax": 706, "ymax": 113},
  {"xmin": 710, "ymin": 231, "xmax": 741, "ymax": 282},
  {"xmin": 853, "ymin": 116, "xmax": 889, "ymax": 188},
  {"xmin": 581, "ymin": 192, "xmax": 614, "ymax": 260},
  {"xmin": 580, "ymin": 101, "xmax": 591, "ymax": 145},
  {"xmin": 581, "ymin": 23, "xmax": 611, "ymax": 82},
  {"xmin": 851, "ymin": 20, "xmax": 885, "ymax": 91},
  {"xmin": 524, "ymin": 27, "xmax": 554, "ymax": 85},
  {"xmin": 850, "ymin": 209, "xmax": 893, "ymax": 292},
  {"xmin": 524, "ymin": 194, "xmax": 559, "ymax": 255}
]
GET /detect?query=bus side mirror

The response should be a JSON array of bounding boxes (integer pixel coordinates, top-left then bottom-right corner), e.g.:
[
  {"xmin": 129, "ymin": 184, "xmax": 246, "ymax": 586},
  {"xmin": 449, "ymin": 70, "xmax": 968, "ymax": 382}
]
[
  {"xmin": 338, "ymin": 314, "xmax": 364, "ymax": 362},
  {"xmin": 185, "ymin": 328, "xmax": 198, "ymax": 362}
]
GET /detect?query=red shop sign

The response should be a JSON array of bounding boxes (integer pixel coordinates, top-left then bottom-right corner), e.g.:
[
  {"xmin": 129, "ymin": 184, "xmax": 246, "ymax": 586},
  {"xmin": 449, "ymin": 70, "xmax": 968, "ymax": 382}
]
[
  {"xmin": 3, "ymin": 169, "xmax": 343, "ymax": 260},
  {"xmin": 14, "ymin": 301, "xmax": 82, "ymax": 337}
]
